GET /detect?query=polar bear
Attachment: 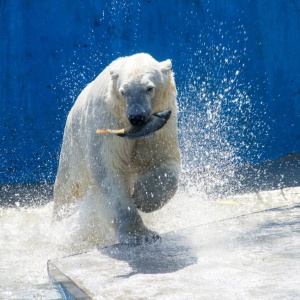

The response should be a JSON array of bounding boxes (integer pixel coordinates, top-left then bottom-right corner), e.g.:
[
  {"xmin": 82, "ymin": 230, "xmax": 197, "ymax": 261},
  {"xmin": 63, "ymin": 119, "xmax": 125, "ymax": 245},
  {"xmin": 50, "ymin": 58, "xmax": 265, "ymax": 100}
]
[{"xmin": 53, "ymin": 53, "xmax": 181, "ymax": 244}]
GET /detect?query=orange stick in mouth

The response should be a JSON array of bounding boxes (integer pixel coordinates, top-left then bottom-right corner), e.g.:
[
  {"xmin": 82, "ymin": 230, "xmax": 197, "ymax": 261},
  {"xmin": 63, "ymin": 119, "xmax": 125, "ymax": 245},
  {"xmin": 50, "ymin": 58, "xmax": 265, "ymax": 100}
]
[
  {"xmin": 95, "ymin": 129, "xmax": 107, "ymax": 134},
  {"xmin": 96, "ymin": 129, "xmax": 125, "ymax": 135}
]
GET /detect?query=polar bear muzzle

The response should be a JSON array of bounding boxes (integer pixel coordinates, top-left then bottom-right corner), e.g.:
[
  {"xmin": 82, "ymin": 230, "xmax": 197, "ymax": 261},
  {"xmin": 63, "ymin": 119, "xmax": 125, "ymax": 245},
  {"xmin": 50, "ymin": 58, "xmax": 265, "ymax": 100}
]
[
  {"xmin": 126, "ymin": 103, "xmax": 151, "ymax": 126},
  {"xmin": 96, "ymin": 109, "xmax": 171, "ymax": 140},
  {"xmin": 125, "ymin": 92, "xmax": 153, "ymax": 126}
]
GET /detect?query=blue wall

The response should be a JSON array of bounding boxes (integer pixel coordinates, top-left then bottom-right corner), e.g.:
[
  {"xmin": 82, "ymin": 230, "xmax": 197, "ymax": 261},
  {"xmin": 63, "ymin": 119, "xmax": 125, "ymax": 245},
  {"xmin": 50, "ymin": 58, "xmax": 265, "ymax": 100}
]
[{"xmin": 1, "ymin": 0, "xmax": 300, "ymax": 183}]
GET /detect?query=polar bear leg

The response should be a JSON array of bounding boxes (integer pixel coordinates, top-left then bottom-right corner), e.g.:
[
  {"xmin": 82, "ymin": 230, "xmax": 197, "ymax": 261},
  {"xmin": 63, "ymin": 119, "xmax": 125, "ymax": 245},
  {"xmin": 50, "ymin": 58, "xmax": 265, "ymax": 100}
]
[
  {"xmin": 53, "ymin": 139, "xmax": 88, "ymax": 221},
  {"xmin": 114, "ymin": 203, "xmax": 161, "ymax": 245},
  {"xmin": 132, "ymin": 162, "xmax": 179, "ymax": 213},
  {"xmin": 53, "ymin": 171, "xmax": 85, "ymax": 221},
  {"xmin": 94, "ymin": 178, "xmax": 160, "ymax": 245}
]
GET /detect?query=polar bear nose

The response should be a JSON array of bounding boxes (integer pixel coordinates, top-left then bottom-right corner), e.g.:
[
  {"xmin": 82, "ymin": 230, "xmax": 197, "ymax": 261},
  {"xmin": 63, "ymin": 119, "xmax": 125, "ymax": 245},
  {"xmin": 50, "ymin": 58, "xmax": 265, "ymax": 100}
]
[
  {"xmin": 128, "ymin": 112, "xmax": 148, "ymax": 125},
  {"xmin": 127, "ymin": 105, "xmax": 150, "ymax": 126}
]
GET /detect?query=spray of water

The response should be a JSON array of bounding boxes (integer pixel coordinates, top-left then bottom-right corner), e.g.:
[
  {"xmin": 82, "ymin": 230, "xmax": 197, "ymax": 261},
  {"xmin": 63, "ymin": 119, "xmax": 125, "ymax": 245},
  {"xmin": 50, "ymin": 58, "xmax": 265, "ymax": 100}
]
[{"xmin": 177, "ymin": 22, "xmax": 269, "ymax": 199}]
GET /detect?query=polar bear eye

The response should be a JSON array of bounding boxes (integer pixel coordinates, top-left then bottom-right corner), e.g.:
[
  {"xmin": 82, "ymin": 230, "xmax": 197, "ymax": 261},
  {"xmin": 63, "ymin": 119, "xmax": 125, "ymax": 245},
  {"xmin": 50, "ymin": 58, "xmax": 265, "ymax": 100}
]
[
  {"xmin": 120, "ymin": 89, "xmax": 126, "ymax": 97},
  {"xmin": 147, "ymin": 86, "xmax": 154, "ymax": 93}
]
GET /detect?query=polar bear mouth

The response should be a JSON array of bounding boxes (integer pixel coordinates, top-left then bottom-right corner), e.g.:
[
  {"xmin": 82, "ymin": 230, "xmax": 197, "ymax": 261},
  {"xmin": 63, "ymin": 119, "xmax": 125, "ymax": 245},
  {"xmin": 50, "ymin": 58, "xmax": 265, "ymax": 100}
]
[{"xmin": 96, "ymin": 109, "xmax": 172, "ymax": 140}]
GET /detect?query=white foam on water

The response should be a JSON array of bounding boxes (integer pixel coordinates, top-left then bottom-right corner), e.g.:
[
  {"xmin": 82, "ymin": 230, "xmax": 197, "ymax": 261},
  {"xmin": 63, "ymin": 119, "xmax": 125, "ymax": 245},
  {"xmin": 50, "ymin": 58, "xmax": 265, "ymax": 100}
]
[
  {"xmin": 0, "ymin": 188, "xmax": 216, "ymax": 299},
  {"xmin": 0, "ymin": 203, "xmax": 61, "ymax": 299}
]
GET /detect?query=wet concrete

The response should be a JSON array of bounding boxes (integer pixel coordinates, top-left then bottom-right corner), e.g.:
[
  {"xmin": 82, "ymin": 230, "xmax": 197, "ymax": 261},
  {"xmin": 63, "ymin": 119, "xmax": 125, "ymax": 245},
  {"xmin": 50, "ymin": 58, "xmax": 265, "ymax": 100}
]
[{"xmin": 48, "ymin": 186, "xmax": 300, "ymax": 300}]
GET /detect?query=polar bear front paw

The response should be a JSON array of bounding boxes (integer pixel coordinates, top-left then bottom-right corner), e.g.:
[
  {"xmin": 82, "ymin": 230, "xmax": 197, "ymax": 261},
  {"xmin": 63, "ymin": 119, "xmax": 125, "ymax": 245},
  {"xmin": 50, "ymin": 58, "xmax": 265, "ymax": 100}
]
[{"xmin": 118, "ymin": 229, "xmax": 161, "ymax": 246}]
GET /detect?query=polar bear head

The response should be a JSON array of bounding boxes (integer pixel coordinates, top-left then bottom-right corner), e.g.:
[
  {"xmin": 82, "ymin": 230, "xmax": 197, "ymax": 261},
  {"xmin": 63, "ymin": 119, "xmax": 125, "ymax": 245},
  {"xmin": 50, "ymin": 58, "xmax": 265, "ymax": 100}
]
[{"xmin": 110, "ymin": 53, "xmax": 173, "ymax": 126}]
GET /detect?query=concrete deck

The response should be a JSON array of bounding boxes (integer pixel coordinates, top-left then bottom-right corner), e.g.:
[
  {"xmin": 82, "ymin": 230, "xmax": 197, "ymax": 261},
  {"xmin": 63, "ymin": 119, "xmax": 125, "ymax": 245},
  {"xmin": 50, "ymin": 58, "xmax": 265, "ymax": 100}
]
[{"xmin": 48, "ymin": 186, "xmax": 300, "ymax": 300}]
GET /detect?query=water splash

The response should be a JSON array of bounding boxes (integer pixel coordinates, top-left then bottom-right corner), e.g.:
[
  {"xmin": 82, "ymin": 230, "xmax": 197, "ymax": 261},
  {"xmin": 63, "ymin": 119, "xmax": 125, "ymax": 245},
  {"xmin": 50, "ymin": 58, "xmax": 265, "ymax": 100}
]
[{"xmin": 177, "ymin": 23, "xmax": 269, "ymax": 199}]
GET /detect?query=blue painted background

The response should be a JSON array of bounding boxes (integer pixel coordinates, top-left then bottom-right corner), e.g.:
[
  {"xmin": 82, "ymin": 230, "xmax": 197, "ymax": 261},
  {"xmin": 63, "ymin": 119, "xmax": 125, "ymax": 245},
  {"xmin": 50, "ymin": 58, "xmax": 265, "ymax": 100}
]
[{"xmin": 1, "ymin": 0, "xmax": 300, "ymax": 183}]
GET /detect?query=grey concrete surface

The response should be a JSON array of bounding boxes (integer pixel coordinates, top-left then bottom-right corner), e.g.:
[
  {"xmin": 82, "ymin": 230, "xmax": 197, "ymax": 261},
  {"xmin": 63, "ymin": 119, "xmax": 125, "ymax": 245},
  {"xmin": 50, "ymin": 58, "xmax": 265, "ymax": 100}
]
[{"xmin": 48, "ymin": 186, "xmax": 300, "ymax": 300}]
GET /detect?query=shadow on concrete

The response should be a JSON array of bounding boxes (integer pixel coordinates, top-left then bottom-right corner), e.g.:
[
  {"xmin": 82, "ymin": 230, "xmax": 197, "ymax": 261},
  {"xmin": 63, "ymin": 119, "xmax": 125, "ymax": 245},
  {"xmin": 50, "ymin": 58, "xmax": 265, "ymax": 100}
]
[
  {"xmin": 193, "ymin": 153, "xmax": 300, "ymax": 199},
  {"xmin": 0, "ymin": 183, "xmax": 53, "ymax": 207},
  {"xmin": 99, "ymin": 231, "xmax": 197, "ymax": 277},
  {"xmin": 233, "ymin": 154, "xmax": 300, "ymax": 194},
  {"xmin": 235, "ymin": 203, "xmax": 300, "ymax": 254}
]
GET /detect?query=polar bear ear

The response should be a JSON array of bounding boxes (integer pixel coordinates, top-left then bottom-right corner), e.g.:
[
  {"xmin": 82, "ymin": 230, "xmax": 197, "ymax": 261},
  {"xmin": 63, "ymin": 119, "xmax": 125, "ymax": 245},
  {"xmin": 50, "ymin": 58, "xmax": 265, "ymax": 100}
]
[
  {"xmin": 160, "ymin": 59, "xmax": 172, "ymax": 75},
  {"xmin": 110, "ymin": 68, "xmax": 119, "ymax": 80}
]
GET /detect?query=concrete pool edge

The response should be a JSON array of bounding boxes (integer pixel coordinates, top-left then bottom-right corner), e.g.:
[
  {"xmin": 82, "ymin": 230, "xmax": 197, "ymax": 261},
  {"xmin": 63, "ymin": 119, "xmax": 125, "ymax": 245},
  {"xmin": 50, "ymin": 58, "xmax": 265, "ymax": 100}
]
[{"xmin": 47, "ymin": 260, "xmax": 92, "ymax": 300}]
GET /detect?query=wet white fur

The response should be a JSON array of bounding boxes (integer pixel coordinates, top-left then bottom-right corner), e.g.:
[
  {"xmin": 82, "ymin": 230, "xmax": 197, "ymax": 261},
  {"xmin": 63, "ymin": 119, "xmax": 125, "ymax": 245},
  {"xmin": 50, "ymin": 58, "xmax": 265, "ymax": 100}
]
[{"xmin": 53, "ymin": 53, "xmax": 181, "ymax": 244}]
